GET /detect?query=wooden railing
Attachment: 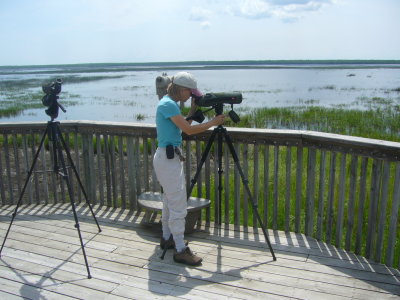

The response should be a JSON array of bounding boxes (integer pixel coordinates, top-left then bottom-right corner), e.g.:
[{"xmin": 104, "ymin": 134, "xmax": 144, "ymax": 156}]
[{"xmin": 0, "ymin": 121, "xmax": 399, "ymax": 269}]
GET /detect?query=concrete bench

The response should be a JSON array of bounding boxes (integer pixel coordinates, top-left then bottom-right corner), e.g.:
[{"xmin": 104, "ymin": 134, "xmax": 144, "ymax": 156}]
[{"xmin": 138, "ymin": 192, "xmax": 211, "ymax": 233}]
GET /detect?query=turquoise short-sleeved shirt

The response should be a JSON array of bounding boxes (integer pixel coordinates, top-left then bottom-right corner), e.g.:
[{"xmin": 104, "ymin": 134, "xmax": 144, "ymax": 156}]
[{"xmin": 156, "ymin": 96, "xmax": 182, "ymax": 147}]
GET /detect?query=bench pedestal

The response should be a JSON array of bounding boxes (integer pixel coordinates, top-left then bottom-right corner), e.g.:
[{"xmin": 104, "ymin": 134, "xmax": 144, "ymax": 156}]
[{"xmin": 138, "ymin": 192, "xmax": 210, "ymax": 233}]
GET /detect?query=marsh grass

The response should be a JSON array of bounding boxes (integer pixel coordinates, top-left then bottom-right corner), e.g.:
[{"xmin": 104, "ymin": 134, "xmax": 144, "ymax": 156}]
[
  {"xmin": 208, "ymin": 92, "xmax": 400, "ymax": 142},
  {"xmin": 249, "ymin": 105, "xmax": 400, "ymax": 142},
  {"xmin": 0, "ymin": 75, "xmax": 124, "ymax": 117},
  {"xmin": 0, "ymin": 89, "xmax": 80, "ymax": 118},
  {"xmin": 183, "ymin": 98, "xmax": 400, "ymax": 142}
]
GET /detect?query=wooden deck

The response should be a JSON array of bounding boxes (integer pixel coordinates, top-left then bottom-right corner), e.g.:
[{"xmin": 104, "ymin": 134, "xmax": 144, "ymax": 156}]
[{"xmin": 0, "ymin": 204, "xmax": 399, "ymax": 300}]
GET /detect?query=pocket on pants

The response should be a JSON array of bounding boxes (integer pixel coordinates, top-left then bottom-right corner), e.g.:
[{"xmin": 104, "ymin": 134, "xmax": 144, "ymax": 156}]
[{"xmin": 153, "ymin": 151, "xmax": 186, "ymax": 195}]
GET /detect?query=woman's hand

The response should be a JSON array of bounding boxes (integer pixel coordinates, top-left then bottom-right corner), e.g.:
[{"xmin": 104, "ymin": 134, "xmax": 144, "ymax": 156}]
[
  {"xmin": 211, "ymin": 114, "xmax": 225, "ymax": 126},
  {"xmin": 171, "ymin": 113, "xmax": 225, "ymax": 136},
  {"xmin": 190, "ymin": 97, "xmax": 198, "ymax": 108},
  {"xmin": 189, "ymin": 97, "xmax": 198, "ymax": 112}
]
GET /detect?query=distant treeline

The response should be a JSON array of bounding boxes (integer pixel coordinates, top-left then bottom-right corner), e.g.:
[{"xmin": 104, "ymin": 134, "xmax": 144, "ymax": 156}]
[{"xmin": 1, "ymin": 59, "xmax": 400, "ymax": 75}]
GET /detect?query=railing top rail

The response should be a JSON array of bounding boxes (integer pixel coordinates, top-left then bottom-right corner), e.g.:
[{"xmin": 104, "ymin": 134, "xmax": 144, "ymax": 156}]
[{"xmin": 0, "ymin": 121, "xmax": 399, "ymax": 161}]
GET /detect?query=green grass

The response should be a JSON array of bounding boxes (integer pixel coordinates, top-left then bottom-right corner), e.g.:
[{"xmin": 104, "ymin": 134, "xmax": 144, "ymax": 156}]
[
  {"xmin": 190, "ymin": 143, "xmax": 399, "ymax": 268},
  {"xmin": 246, "ymin": 105, "xmax": 400, "ymax": 141}
]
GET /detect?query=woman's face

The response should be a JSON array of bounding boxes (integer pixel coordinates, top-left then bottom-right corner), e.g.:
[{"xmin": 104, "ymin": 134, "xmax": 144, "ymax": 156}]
[{"xmin": 178, "ymin": 87, "xmax": 192, "ymax": 102}]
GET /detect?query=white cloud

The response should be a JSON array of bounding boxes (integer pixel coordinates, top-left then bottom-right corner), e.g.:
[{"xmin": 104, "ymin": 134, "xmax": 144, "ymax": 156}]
[
  {"xmin": 185, "ymin": 0, "xmax": 335, "ymax": 30},
  {"xmin": 234, "ymin": 0, "xmax": 334, "ymax": 20},
  {"xmin": 190, "ymin": 7, "xmax": 212, "ymax": 22},
  {"xmin": 269, "ymin": 0, "xmax": 324, "ymax": 5},
  {"xmin": 237, "ymin": 0, "xmax": 273, "ymax": 19},
  {"xmin": 189, "ymin": 7, "xmax": 213, "ymax": 28},
  {"xmin": 201, "ymin": 21, "xmax": 212, "ymax": 29}
]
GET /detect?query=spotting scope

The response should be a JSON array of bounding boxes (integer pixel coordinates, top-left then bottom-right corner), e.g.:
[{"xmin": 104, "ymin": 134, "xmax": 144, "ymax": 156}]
[{"xmin": 192, "ymin": 92, "xmax": 242, "ymax": 107}]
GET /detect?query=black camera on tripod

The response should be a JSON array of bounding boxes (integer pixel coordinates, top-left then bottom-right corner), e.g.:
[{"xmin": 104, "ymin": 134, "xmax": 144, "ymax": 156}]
[
  {"xmin": 42, "ymin": 78, "xmax": 66, "ymax": 120},
  {"xmin": 189, "ymin": 92, "xmax": 243, "ymax": 124}
]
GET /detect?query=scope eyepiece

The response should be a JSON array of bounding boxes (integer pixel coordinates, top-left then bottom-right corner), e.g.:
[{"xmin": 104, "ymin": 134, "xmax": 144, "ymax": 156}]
[{"xmin": 42, "ymin": 78, "xmax": 63, "ymax": 95}]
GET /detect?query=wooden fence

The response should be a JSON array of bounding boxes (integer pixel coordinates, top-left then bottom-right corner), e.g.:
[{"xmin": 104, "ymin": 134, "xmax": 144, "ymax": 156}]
[{"xmin": 0, "ymin": 121, "xmax": 399, "ymax": 269}]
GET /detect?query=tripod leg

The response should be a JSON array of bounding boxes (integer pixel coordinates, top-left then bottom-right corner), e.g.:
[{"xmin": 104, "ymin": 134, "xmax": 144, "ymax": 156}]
[
  {"xmin": 187, "ymin": 129, "xmax": 217, "ymax": 197},
  {"xmin": 57, "ymin": 126, "xmax": 101, "ymax": 233},
  {"xmin": 223, "ymin": 129, "xmax": 277, "ymax": 261},
  {"xmin": 55, "ymin": 137, "xmax": 93, "ymax": 278},
  {"xmin": 160, "ymin": 233, "xmax": 173, "ymax": 259},
  {"xmin": 1, "ymin": 124, "xmax": 49, "ymax": 256}
]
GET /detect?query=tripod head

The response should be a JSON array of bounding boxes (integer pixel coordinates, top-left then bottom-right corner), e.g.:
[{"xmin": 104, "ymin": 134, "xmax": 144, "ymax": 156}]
[
  {"xmin": 42, "ymin": 78, "xmax": 66, "ymax": 121},
  {"xmin": 188, "ymin": 92, "xmax": 242, "ymax": 124},
  {"xmin": 187, "ymin": 103, "xmax": 241, "ymax": 124}
]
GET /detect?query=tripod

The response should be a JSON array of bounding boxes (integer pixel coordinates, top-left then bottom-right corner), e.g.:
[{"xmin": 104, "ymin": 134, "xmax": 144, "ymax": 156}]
[
  {"xmin": 0, "ymin": 120, "xmax": 102, "ymax": 278},
  {"xmin": 188, "ymin": 125, "xmax": 276, "ymax": 261}
]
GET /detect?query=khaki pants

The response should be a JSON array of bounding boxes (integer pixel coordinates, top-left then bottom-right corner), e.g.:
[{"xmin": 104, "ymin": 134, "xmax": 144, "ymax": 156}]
[{"xmin": 153, "ymin": 147, "xmax": 187, "ymax": 251}]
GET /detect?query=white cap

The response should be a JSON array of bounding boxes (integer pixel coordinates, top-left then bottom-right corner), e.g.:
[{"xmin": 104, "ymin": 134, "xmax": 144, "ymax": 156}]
[
  {"xmin": 172, "ymin": 72, "xmax": 197, "ymax": 88},
  {"xmin": 172, "ymin": 72, "xmax": 203, "ymax": 96}
]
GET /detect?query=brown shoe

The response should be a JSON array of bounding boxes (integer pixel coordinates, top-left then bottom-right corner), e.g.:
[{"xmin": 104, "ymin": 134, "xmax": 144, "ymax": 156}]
[
  {"xmin": 173, "ymin": 247, "xmax": 202, "ymax": 266},
  {"xmin": 160, "ymin": 236, "xmax": 188, "ymax": 250}
]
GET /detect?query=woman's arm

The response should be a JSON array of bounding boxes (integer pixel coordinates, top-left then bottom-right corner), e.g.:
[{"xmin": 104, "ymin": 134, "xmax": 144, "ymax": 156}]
[
  {"xmin": 185, "ymin": 97, "xmax": 198, "ymax": 125},
  {"xmin": 171, "ymin": 114, "xmax": 225, "ymax": 135}
]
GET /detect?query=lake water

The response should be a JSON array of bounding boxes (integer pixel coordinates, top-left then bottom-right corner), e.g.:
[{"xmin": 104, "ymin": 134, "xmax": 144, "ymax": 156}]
[{"xmin": 1, "ymin": 62, "xmax": 400, "ymax": 124}]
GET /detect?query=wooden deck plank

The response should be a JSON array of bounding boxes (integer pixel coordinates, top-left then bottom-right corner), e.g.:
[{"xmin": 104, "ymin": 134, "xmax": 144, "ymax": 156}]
[
  {"xmin": 0, "ymin": 290, "xmax": 30, "ymax": 300},
  {"xmin": 2, "ymin": 237, "xmax": 285, "ymax": 300},
  {"xmin": 1, "ymin": 207, "xmax": 398, "ymax": 284},
  {"xmin": 1, "ymin": 205, "xmax": 398, "ymax": 281},
  {"xmin": 0, "ymin": 204, "xmax": 371, "ymax": 258},
  {"xmin": 0, "ymin": 204, "xmax": 399, "ymax": 300},
  {"xmin": 1, "ymin": 231, "xmax": 284, "ymax": 298},
  {"xmin": 1, "ymin": 244, "xmax": 398, "ymax": 300},
  {"xmin": 1, "ymin": 231, "xmax": 290, "ymax": 299},
  {"xmin": 3, "ymin": 213, "xmax": 397, "ymax": 284}
]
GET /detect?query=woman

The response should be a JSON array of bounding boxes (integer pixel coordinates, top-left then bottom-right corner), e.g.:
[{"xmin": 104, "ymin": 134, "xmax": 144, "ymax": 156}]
[{"xmin": 153, "ymin": 71, "xmax": 225, "ymax": 266}]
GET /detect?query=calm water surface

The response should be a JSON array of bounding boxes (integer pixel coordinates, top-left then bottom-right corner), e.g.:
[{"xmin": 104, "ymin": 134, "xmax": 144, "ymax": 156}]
[{"xmin": 1, "ymin": 65, "xmax": 399, "ymax": 124}]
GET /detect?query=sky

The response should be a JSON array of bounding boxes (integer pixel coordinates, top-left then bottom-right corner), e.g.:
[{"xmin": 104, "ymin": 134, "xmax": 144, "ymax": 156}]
[{"xmin": 0, "ymin": 0, "xmax": 399, "ymax": 66}]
